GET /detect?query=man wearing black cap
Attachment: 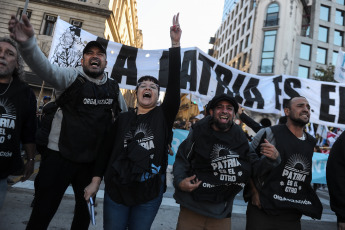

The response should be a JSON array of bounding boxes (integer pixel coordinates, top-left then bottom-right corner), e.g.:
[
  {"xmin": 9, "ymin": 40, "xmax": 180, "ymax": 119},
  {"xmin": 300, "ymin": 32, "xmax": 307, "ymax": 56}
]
[
  {"xmin": 8, "ymin": 14, "xmax": 127, "ymax": 229},
  {"xmin": 173, "ymin": 94, "xmax": 278, "ymax": 230}
]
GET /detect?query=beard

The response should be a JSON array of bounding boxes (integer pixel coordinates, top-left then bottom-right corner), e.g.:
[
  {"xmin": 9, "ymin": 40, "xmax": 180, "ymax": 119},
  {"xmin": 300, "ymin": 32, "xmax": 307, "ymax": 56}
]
[
  {"xmin": 83, "ymin": 67, "xmax": 105, "ymax": 79},
  {"xmin": 289, "ymin": 115, "xmax": 309, "ymax": 127},
  {"xmin": 212, "ymin": 116, "xmax": 233, "ymax": 131}
]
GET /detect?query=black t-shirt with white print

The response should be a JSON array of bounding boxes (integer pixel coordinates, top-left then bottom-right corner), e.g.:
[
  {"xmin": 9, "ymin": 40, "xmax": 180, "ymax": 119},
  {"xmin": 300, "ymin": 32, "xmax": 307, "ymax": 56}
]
[{"xmin": 0, "ymin": 77, "xmax": 37, "ymax": 179}]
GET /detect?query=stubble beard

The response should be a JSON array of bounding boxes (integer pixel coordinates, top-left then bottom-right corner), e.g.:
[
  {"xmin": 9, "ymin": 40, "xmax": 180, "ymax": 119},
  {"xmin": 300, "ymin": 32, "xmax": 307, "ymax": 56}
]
[
  {"xmin": 83, "ymin": 66, "xmax": 105, "ymax": 79},
  {"xmin": 289, "ymin": 115, "xmax": 309, "ymax": 127}
]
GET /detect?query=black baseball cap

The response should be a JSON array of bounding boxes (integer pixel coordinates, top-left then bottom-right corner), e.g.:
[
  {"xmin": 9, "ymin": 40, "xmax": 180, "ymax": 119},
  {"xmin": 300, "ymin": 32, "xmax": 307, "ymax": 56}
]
[
  {"xmin": 83, "ymin": 41, "xmax": 107, "ymax": 56},
  {"xmin": 208, "ymin": 93, "xmax": 239, "ymax": 113}
]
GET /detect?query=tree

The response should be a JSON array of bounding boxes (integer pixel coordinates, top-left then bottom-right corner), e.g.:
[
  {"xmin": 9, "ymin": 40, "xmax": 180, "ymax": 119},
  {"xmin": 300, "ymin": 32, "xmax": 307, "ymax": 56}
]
[{"xmin": 313, "ymin": 64, "xmax": 336, "ymax": 82}]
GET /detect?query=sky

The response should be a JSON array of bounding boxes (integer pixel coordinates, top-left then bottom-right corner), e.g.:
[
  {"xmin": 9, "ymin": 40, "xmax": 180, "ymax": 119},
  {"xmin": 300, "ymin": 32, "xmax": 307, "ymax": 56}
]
[{"xmin": 136, "ymin": 0, "xmax": 224, "ymax": 53}]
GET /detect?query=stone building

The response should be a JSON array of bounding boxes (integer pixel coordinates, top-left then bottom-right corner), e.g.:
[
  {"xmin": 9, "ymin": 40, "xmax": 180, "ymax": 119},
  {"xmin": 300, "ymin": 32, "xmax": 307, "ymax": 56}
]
[{"xmin": 0, "ymin": 0, "xmax": 143, "ymax": 107}]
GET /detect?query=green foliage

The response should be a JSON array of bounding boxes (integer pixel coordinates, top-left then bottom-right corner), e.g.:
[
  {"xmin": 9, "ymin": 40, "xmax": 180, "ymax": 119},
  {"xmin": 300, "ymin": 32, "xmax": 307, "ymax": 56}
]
[{"xmin": 313, "ymin": 64, "xmax": 336, "ymax": 82}]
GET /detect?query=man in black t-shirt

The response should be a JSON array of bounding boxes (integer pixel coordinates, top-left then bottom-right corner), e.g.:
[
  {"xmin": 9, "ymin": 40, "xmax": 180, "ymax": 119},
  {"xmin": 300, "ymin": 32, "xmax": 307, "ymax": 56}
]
[
  {"xmin": 0, "ymin": 37, "xmax": 37, "ymax": 209},
  {"xmin": 173, "ymin": 94, "xmax": 277, "ymax": 230},
  {"xmin": 246, "ymin": 97, "xmax": 322, "ymax": 230}
]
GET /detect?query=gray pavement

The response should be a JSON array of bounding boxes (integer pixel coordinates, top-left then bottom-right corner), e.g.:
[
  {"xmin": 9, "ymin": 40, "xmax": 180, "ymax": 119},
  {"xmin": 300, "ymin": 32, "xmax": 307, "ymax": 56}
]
[{"xmin": 0, "ymin": 166, "xmax": 338, "ymax": 230}]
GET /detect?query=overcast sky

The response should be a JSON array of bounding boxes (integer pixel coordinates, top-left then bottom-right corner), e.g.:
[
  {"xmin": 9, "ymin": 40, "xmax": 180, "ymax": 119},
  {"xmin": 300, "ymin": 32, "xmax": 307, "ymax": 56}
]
[{"xmin": 137, "ymin": 0, "xmax": 224, "ymax": 53}]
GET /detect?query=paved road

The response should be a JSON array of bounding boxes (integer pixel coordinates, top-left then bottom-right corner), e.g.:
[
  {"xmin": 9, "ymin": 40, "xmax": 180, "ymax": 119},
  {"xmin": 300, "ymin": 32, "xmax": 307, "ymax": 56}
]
[{"xmin": 0, "ymin": 166, "xmax": 337, "ymax": 230}]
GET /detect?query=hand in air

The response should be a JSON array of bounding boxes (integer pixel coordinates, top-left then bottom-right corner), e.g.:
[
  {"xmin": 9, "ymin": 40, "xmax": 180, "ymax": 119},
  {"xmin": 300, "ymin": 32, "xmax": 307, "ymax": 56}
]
[{"xmin": 170, "ymin": 13, "xmax": 182, "ymax": 46}]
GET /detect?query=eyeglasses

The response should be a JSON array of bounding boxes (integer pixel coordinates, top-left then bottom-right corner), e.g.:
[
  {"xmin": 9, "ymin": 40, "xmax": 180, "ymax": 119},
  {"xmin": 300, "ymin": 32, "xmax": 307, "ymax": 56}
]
[{"xmin": 137, "ymin": 82, "xmax": 159, "ymax": 90}]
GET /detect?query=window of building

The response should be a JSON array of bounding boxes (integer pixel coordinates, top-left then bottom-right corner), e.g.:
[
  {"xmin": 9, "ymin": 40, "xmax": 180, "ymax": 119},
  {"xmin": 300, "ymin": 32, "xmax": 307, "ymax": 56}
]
[
  {"xmin": 260, "ymin": 30, "xmax": 277, "ymax": 73},
  {"xmin": 234, "ymin": 45, "xmax": 238, "ymax": 57},
  {"xmin": 17, "ymin": 8, "xmax": 32, "ymax": 19},
  {"xmin": 318, "ymin": 26, "xmax": 328, "ymax": 43},
  {"xmin": 336, "ymin": 0, "xmax": 345, "ymax": 5},
  {"xmin": 230, "ymin": 50, "xmax": 233, "ymax": 60},
  {"xmin": 315, "ymin": 69, "xmax": 324, "ymax": 78},
  {"xmin": 240, "ymin": 40, "xmax": 244, "ymax": 52},
  {"xmin": 236, "ymin": 29, "xmax": 240, "ymax": 40},
  {"xmin": 245, "ymin": 34, "xmax": 250, "ymax": 48},
  {"xmin": 79, "ymin": 0, "xmax": 87, "ymax": 2},
  {"xmin": 234, "ymin": 19, "xmax": 237, "ymax": 29},
  {"xmin": 334, "ymin": 30, "xmax": 344, "ymax": 46},
  {"xmin": 70, "ymin": 19, "xmax": 83, "ymax": 28},
  {"xmin": 42, "ymin": 14, "xmax": 57, "ymax": 36},
  {"xmin": 243, "ymin": 52, "xmax": 247, "ymax": 66},
  {"xmin": 320, "ymin": 5, "xmax": 330, "ymax": 21},
  {"xmin": 300, "ymin": 43, "xmax": 311, "ymax": 60},
  {"xmin": 298, "ymin": 66, "xmax": 309, "ymax": 78},
  {"xmin": 247, "ymin": 17, "xmax": 252, "ymax": 30},
  {"xmin": 237, "ymin": 57, "xmax": 241, "ymax": 69},
  {"xmin": 244, "ymin": 7, "xmax": 248, "ymax": 18},
  {"xmin": 231, "ymin": 34, "xmax": 235, "ymax": 45},
  {"xmin": 333, "ymin": 51, "xmax": 339, "ymax": 66},
  {"xmin": 226, "ymin": 54, "xmax": 229, "ymax": 63},
  {"xmin": 242, "ymin": 23, "xmax": 246, "ymax": 35},
  {"xmin": 316, "ymin": 47, "xmax": 327, "ymax": 64},
  {"xmin": 265, "ymin": 3, "xmax": 279, "ymax": 27},
  {"xmin": 336, "ymin": 9, "xmax": 345, "ymax": 26}
]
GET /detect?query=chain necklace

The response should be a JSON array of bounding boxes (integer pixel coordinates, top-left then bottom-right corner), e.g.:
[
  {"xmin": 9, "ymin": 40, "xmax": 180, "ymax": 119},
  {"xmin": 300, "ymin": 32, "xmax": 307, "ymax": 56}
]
[{"xmin": 0, "ymin": 78, "xmax": 13, "ymax": 96}]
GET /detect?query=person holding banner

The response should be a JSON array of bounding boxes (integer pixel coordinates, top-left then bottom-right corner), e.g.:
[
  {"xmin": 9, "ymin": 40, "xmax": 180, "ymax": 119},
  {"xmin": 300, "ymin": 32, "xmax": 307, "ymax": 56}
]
[
  {"xmin": 8, "ymin": 14, "xmax": 127, "ymax": 229},
  {"xmin": 96, "ymin": 14, "xmax": 181, "ymax": 230},
  {"xmin": 246, "ymin": 96, "xmax": 323, "ymax": 230},
  {"xmin": 173, "ymin": 93, "xmax": 278, "ymax": 230},
  {"xmin": 327, "ymin": 131, "xmax": 345, "ymax": 230}
]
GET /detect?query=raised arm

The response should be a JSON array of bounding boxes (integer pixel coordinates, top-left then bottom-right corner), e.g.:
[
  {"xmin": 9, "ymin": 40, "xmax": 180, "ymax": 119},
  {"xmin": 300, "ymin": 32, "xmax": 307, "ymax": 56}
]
[
  {"xmin": 8, "ymin": 14, "xmax": 78, "ymax": 90},
  {"xmin": 162, "ymin": 14, "xmax": 182, "ymax": 126},
  {"xmin": 8, "ymin": 14, "xmax": 34, "ymax": 43}
]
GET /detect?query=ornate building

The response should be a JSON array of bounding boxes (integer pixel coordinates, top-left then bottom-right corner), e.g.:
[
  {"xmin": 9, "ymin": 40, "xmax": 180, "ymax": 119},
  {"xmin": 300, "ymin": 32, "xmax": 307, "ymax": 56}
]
[{"xmin": 0, "ymin": 0, "xmax": 143, "ymax": 106}]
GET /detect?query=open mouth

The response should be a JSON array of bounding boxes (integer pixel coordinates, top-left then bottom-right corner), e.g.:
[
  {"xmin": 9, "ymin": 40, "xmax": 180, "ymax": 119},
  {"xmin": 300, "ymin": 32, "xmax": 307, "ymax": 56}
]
[
  {"xmin": 143, "ymin": 92, "xmax": 152, "ymax": 98},
  {"xmin": 90, "ymin": 59, "xmax": 100, "ymax": 67},
  {"xmin": 220, "ymin": 115, "xmax": 229, "ymax": 121}
]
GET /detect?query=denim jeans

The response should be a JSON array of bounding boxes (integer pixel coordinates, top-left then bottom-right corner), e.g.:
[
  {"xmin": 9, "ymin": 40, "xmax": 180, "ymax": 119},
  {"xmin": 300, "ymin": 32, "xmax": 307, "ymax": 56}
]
[
  {"xmin": 103, "ymin": 180, "xmax": 164, "ymax": 230},
  {"xmin": 0, "ymin": 177, "xmax": 7, "ymax": 209}
]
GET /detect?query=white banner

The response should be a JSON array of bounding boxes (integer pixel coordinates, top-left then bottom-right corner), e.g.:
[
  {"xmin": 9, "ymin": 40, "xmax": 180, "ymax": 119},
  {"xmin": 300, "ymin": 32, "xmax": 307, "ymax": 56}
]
[
  {"xmin": 334, "ymin": 48, "xmax": 345, "ymax": 83},
  {"xmin": 48, "ymin": 18, "xmax": 345, "ymax": 129}
]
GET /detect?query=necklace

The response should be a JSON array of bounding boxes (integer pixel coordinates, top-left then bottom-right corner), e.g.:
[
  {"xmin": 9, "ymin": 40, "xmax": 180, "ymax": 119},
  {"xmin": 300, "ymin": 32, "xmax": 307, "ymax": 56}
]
[{"xmin": 0, "ymin": 78, "xmax": 13, "ymax": 96}]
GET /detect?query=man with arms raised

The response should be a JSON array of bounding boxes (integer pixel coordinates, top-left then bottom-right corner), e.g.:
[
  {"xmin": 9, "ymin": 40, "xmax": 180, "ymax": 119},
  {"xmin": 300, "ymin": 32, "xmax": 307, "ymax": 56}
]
[{"xmin": 8, "ymin": 14, "xmax": 126, "ymax": 229}]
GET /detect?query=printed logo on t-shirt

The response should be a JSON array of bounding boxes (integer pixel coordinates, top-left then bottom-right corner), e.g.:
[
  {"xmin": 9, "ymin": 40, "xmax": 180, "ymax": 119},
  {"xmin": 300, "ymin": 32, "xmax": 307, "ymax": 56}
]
[
  {"xmin": 124, "ymin": 123, "xmax": 155, "ymax": 153},
  {"xmin": 280, "ymin": 154, "xmax": 310, "ymax": 194},
  {"xmin": 0, "ymin": 98, "xmax": 16, "ymax": 157},
  {"xmin": 209, "ymin": 144, "xmax": 242, "ymax": 182}
]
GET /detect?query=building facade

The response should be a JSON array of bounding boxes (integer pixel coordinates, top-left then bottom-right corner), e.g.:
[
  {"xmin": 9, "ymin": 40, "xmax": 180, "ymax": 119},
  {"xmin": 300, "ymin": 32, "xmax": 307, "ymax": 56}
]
[
  {"xmin": 210, "ymin": 0, "xmax": 345, "ymax": 134},
  {"xmin": 222, "ymin": 0, "xmax": 238, "ymax": 22},
  {"xmin": 0, "ymin": 0, "xmax": 142, "ymax": 105}
]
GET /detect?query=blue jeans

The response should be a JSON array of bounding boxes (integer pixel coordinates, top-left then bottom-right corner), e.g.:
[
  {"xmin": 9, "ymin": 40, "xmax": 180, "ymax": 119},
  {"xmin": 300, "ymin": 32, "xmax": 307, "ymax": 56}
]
[
  {"xmin": 0, "ymin": 178, "xmax": 7, "ymax": 209},
  {"xmin": 103, "ymin": 182, "xmax": 164, "ymax": 230}
]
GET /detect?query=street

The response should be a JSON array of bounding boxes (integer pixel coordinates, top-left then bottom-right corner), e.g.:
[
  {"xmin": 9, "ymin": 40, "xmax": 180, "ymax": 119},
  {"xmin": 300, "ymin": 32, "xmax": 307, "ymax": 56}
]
[{"xmin": 0, "ymin": 165, "xmax": 337, "ymax": 230}]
